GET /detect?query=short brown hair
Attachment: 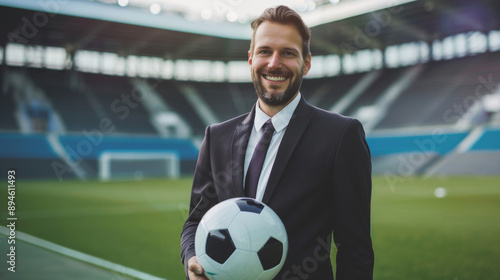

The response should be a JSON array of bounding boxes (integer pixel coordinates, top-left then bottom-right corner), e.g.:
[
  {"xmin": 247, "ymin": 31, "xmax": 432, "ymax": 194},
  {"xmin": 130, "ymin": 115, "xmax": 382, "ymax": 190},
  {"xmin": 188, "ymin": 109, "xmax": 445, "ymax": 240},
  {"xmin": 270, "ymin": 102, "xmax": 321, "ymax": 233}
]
[{"xmin": 250, "ymin": 5, "xmax": 311, "ymax": 59}]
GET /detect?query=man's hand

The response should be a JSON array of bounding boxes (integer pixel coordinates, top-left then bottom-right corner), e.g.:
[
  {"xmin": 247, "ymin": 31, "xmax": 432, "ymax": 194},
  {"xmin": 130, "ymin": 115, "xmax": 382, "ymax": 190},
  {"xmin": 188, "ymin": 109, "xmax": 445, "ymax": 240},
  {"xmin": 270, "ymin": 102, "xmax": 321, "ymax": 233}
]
[{"xmin": 188, "ymin": 256, "xmax": 209, "ymax": 280}]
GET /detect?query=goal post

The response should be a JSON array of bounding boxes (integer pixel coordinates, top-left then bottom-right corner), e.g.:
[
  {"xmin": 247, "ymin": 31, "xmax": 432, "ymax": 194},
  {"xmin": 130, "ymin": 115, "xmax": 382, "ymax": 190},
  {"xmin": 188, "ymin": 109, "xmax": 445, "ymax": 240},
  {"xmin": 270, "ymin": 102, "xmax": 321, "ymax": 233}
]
[{"xmin": 99, "ymin": 151, "xmax": 180, "ymax": 181}]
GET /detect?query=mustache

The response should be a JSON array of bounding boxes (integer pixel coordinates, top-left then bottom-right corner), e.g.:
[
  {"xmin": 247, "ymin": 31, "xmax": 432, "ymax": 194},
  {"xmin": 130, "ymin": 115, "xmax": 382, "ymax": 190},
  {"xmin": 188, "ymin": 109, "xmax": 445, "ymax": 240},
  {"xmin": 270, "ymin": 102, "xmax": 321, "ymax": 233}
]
[{"xmin": 259, "ymin": 69, "xmax": 292, "ymax": 76}]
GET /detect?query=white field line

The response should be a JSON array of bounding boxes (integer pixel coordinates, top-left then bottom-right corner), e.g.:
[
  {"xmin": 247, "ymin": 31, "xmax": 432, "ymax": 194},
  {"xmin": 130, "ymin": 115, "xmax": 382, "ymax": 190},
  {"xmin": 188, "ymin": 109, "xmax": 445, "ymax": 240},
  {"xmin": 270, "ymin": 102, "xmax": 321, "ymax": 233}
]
[{"xmin": 0, "ymin": 226, "xmax": 167, "ymax": 280}]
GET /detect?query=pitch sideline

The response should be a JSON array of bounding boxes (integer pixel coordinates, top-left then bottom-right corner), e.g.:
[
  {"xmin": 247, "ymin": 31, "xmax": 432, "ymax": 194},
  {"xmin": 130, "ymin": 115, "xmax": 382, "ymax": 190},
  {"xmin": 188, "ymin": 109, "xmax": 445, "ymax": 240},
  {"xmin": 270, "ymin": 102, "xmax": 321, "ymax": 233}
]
[{"xmin": 0, "ymin": 225, "xmax": 166, "ymax": 280}]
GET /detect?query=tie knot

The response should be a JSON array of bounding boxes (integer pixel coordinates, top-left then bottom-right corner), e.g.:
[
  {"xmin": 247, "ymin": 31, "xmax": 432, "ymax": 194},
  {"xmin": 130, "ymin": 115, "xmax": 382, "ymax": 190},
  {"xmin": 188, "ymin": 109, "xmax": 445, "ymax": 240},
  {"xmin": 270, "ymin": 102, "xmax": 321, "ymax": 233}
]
[{"xmin": 263, "ymin": 119, "xmax": 275, "ymax": 133}]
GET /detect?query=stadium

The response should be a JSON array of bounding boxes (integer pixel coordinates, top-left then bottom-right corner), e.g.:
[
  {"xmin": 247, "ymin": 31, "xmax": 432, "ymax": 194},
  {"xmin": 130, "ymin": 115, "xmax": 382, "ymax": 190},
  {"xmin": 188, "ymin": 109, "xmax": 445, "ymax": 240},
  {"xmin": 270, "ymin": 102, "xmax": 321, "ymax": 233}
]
[{"xmin": 0, "ymin": 0, "xmax": 499, "ymax": 279}]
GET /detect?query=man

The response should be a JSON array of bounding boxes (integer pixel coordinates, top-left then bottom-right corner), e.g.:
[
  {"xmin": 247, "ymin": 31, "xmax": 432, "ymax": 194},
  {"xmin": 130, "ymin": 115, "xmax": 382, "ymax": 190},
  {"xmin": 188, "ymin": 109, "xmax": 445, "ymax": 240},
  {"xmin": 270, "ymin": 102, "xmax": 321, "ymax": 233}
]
[{"xmin": 181, "ymin": 5, "xmax": 374, "ymax": 280}]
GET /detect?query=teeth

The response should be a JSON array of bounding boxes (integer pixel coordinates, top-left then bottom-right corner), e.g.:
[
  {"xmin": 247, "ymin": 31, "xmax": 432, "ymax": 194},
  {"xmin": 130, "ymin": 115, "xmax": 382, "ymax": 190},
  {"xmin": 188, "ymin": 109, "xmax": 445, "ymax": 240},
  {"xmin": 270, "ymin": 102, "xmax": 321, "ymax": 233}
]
[{"xmin": 265, "ymin": 75, "xmax": 287, "ymax": 82}]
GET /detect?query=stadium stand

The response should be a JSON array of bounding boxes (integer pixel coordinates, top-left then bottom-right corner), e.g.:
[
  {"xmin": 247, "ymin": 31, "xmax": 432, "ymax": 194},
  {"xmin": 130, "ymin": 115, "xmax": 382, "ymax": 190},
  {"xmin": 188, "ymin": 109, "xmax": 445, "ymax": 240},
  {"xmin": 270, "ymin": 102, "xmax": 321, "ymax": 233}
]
[
  {"xmin": 26, "ymin": 68, "xmax": 103, "ymax": 133},
  {"xmin": 156, "ymin": 80, "xmax": 207, "ymax": 137},
  {"xmin": 304, "ymin": 73, "xmax": 365, "ymax": 111},
  {"xmin": 231, "ymin": 82, "xmax": 261, "ymax": 113},
  {"xmin": 376, "ymin": 52, "xmax": 500, "ymax": 129},
  {"xmin": 189, "ymin": 81, "xmax": 240, "ymax": 122},
  {"xmin": 1, "ymin": 1, "xmax": 499, "ymax": 179},
  {"xmin": 0, "ymin": 78, "xmax": 19, "ymax": 131},
  {"xmin": 344, "ymin": 67, "xmax": 405, "ymax": 116},
  {"xmin": 81, "ymin": 72, "xmax": 158, "ymax": 135},
  {"xmin": 3, "ymin": 48, "xmax": 500, "ymax": 179}
]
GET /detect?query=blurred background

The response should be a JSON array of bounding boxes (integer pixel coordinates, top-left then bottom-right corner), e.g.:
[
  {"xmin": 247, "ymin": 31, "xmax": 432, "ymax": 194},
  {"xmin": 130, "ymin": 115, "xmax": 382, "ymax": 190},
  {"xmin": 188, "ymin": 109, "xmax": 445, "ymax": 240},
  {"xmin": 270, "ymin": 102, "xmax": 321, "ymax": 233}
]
[{"xmin": 0, "ymin": 0, "xmax": 499, "ymax": 279}]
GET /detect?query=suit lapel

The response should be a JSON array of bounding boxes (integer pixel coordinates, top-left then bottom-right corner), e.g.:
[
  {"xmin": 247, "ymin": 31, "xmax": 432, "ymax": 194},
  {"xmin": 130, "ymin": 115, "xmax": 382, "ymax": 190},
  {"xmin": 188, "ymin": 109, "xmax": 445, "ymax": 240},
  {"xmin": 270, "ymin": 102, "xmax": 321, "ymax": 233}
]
[
  {"xmin": 262, "ymin": 98, "xmax": 314, "ymax": 204},
  {"xmin": 230, "ymin": 106, "xmax": 255, "ymax": 197}
]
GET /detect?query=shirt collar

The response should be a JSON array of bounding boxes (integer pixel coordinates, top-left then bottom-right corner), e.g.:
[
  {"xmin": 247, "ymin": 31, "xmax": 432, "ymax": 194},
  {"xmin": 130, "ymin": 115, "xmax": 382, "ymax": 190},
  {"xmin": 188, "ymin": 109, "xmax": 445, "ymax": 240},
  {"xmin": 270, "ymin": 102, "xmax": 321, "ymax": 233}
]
[{"xmin": 254, "ymin": 92, "xmax": 301, "ymax": 133}]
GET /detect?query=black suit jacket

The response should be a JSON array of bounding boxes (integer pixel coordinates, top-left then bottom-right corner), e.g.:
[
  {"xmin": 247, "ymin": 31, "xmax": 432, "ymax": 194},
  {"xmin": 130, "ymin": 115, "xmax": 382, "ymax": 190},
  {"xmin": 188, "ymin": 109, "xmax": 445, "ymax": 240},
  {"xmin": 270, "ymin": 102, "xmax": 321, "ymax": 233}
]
[{"xmin": 181, "ymin": 97, "xmax": 374, "ymax": 280}]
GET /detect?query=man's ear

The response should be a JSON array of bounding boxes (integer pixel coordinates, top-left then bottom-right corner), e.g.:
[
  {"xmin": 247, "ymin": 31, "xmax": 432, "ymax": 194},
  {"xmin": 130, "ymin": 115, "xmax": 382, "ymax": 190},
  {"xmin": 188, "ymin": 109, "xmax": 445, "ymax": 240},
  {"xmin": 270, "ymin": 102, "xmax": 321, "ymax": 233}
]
[
  {"xmin": 303, "ymin": 53, "xmax": 312, "ymax": 76},
  {"xmin": 248, "ymin": 50, "xmax": 253, "ymax": 66}
]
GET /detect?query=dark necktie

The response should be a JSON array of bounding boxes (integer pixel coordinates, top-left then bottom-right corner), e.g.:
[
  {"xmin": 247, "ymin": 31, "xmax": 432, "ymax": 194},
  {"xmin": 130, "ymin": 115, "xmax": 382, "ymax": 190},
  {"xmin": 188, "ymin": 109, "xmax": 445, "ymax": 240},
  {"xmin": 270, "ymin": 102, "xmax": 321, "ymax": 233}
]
[{"xmin": 245, "ymin": 119, "xmax": 275, "ymax": 198}]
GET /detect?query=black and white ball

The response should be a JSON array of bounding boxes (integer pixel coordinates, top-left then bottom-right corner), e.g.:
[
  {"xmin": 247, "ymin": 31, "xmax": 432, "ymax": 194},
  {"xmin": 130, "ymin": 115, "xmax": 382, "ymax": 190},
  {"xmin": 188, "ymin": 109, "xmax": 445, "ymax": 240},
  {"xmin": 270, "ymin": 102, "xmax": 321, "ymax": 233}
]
[{"xmin": 195, "ymin": 197, "xmax": 288, "ymax": 280}]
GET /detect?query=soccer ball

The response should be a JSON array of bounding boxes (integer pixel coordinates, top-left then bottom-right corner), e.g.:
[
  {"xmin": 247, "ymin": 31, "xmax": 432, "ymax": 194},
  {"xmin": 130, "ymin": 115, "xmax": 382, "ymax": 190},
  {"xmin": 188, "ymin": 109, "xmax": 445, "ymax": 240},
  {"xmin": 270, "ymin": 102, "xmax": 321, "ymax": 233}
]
[{"xmin": 195, "ymin": 197, "xmax": 288, "ymax": 280}]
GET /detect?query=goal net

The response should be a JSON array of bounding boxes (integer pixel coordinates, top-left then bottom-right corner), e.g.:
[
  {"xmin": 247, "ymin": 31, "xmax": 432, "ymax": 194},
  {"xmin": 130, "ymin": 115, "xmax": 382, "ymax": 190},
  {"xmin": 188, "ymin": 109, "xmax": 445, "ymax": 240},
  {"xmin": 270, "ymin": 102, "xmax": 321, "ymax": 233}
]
[{"xmin": 99, "ymin": 151, "xmax": 180, "ymax": 181}]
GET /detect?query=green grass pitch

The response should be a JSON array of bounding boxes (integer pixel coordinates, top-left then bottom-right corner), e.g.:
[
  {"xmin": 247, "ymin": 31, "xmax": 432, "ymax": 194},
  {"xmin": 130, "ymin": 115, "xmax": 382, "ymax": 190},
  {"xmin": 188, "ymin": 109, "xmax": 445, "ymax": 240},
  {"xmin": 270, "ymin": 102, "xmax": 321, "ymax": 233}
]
[{"xmin": 2, "ymin": 176, "xmax": 499, "ymax": 279}]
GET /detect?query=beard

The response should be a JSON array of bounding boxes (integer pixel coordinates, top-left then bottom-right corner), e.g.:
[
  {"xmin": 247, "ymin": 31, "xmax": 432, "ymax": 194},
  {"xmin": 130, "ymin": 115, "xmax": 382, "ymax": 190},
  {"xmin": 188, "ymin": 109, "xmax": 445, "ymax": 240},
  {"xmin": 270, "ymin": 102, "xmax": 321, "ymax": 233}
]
[{"xmin": 252, "ymin": 67, "xmax": 304, "ymax": 107}]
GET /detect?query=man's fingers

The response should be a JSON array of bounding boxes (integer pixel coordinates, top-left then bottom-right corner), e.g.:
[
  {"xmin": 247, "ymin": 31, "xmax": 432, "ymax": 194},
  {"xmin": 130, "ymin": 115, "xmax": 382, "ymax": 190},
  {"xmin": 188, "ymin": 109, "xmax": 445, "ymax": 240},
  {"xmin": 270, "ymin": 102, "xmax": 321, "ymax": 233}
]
[
  {"xmin": 192, "ymin": 264, "xmax": 203, "ymax": 275},
  {"xmin": 189, "ymin": 263, "xmax": 204, "ymax": 276},
  {"xmin": 187, "ymin": 256, "xmax": 208, "ymax": 279}
]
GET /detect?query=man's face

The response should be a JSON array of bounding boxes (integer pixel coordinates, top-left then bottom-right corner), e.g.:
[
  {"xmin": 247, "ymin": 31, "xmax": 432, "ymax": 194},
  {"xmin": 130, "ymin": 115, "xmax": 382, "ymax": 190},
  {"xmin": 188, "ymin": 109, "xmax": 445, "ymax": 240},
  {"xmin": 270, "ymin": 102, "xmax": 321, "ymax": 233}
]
[{"xmin": 249, "ymin": 21, "xmax": 311, "ymax": 108}]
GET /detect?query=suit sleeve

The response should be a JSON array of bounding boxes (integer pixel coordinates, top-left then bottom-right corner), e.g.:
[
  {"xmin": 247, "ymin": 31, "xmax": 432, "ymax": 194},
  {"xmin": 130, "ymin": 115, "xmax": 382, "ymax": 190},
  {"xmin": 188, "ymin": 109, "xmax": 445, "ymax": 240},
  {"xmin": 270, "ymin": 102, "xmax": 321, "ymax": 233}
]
[
  {"xmin": 332, "ymin": 119, "xmax": 374, "ymax": 280},
  {"xmin": 180, "ymin": 126, "xmax": 219, "ymax": 278}
]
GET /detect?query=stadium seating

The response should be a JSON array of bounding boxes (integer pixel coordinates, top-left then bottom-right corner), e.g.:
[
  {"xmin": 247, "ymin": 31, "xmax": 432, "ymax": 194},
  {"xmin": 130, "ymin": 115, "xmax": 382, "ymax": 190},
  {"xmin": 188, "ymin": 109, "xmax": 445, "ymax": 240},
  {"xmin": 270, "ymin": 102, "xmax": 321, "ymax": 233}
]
[
  {"xmin": 27, "ymin": 68, "xmax": 103, "ymax": 132},
  {"xmin": 2, "ymin": 50, "xmax": 500, "ymax": 178},
  {"xmin": 81, "ymin": 73, "xmax": 158, "ymax": 135},
  {"xmin": 376, "ymin": 52, "xmax": 500, "ymax": 129},
  {"xmin": 231, "ymin": 82, "xmax": 260, "ymax": 112},
  {"xmin": 0, "ymin": 82, "xmax": 18, "ymax": 131},
  {"xmin": 344, "ymin": 68, "xmax": 404, "ymax": 116},
  {"xmin": 155, "ymin": 80, "xmax": 207, "ymax": 136},
  {"xmin": 189, "ymin": 81, "xmax": 241, "ymax": 122},
  {"xmin": 303, "ymin": 73, "xmax": 365, "ymax": 110}
]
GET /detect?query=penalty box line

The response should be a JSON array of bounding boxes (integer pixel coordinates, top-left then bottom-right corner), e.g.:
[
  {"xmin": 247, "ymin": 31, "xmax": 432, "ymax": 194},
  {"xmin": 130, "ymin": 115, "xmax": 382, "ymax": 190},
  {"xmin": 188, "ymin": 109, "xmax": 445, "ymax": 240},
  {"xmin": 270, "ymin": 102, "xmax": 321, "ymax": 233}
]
[{"xmin": 0, "ymin": 225, "xmax": 166, "ymax": 280}]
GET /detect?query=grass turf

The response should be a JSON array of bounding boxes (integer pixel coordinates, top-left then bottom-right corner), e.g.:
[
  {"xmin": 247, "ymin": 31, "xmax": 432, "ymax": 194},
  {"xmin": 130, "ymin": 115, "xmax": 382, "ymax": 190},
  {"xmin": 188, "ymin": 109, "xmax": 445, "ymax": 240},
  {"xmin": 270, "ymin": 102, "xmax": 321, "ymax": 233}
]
[{"xmin": 1, "ymin": 176, "xmax": 499, "ymax": 279}]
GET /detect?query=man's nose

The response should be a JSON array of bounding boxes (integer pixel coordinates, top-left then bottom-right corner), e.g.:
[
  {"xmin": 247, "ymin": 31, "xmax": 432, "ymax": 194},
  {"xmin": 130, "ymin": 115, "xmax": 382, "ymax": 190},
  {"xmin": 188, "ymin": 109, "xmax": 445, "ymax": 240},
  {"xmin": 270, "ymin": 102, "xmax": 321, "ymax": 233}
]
[{"xmin": 268, "ymin": 52, "xmax": 281, "ymax": 69}]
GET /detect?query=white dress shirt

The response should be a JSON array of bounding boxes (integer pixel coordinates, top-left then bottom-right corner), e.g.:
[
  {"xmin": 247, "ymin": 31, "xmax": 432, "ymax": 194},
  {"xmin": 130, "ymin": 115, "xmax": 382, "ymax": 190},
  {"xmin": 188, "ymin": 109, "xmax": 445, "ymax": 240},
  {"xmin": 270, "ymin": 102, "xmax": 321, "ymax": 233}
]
[{"xmin": 243, "ymin": 93, "xmax": 301, "ymax": 201}]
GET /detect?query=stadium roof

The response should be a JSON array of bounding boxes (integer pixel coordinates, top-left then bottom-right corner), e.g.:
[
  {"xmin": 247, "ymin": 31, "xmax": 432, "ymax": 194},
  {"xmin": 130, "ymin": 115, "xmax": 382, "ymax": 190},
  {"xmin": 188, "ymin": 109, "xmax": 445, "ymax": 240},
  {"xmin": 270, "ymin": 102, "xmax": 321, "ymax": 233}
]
[{"xmin": 1, "ymin": 0, "xmax": 499, "ymax": 61}]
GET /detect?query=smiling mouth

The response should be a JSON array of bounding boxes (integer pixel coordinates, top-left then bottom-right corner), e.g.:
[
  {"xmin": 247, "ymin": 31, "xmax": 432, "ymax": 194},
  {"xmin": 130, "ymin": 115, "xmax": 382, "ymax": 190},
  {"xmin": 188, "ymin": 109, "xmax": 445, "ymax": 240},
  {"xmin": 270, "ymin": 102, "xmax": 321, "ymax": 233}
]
[{"xmin": 263, "ymin": 75, "xmax": 289, "ymax": 82}]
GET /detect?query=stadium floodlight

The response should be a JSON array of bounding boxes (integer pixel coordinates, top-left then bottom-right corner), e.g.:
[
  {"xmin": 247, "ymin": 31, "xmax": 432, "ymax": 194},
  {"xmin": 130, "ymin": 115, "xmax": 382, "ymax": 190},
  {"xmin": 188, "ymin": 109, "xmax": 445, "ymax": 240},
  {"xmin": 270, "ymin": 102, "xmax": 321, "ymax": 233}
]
[
  {"xmin": 226, "ymin": 10, "xmax": 238, "ymax": 23},
  {"xmin": 201, "ymin": 9, "xmax": 212, "ymax": 20},
  {"xmin": 302, "ymin": 0, "xmax": 418, "ymax": 27},
  {"xmin": 149, "ymin": 3, "xmax": 161, "ymax": 15},
  {"xmin": 118, "ymin": 0, "xmax": 129, "ymax": 7}
]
